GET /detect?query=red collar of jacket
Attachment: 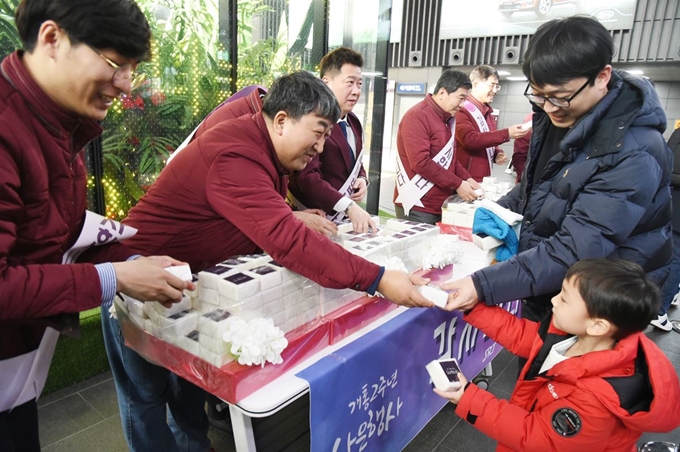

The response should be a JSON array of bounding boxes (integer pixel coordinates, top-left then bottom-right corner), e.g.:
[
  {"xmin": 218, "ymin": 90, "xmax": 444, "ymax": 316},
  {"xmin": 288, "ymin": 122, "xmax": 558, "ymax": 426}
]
[
  {"xmin": 424, "ymin": 93, "xmax": 453, "ymax": 124},
  {"xmin": 533, "ymin": 319, "xmax": 666, "ymax": 389},
  {"xmin": 253, "ymin": 112, "xmax": 290, "ymax": 176},
  {"xmin": 466, "ymin": 94, "xmax": 493, "ymax": 118},
  {"xmin": 1, "ymin": 51, "xmax": 102, "ymax": 151}
]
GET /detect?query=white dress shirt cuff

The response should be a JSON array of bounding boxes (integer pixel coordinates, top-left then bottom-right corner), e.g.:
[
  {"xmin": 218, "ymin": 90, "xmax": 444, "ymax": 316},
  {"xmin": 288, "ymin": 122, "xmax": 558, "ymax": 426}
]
[{"xmin": 333, "ymin": 196, "xmax": 353, "ymax": 214}]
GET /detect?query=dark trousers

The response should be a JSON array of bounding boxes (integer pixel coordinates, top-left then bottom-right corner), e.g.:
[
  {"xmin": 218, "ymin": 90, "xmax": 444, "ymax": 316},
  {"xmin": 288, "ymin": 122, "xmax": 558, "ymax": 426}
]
[
  {"xmin": 394, "ymin": 205, "xmax": 441, "ymax": 225},
  {"xmin": 516, "ymin": 299, "xmax": 552, "ymax": 377},
  {"xmin": 0, "ymin": 399, "xmax": 41, "ymax": 452}
]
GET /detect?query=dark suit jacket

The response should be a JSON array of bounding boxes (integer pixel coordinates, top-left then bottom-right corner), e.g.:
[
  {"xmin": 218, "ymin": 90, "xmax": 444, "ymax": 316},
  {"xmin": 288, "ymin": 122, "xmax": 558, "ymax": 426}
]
[{"xmin": 288, "ymin": 112, "xmax": 367, "ymax": 213}]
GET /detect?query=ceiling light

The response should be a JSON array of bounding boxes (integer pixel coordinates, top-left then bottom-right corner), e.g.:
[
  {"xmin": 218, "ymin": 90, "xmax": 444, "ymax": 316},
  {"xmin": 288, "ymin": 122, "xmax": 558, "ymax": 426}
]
[
  {"xmin": 507, "ymin": 76, "xmax": 528, "ymax": 81},
  {"xmin": 497, "ymin": 71, "xmax": 511, "ymax": 76}
]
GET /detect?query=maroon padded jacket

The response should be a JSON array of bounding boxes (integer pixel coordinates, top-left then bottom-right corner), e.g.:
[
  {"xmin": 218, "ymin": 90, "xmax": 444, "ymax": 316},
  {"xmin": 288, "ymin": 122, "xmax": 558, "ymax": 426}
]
[
  {"xmin": 393, "ymin": 94, "xmax": 472, "ymax": 215},
  {"xmin": 123, "ymin": 112, "xmax": 381, "ymax": 290},
  {"xmin": 454, "ymin": 95, "xmax": 509, "ymax": 182},
  {"xmin": 0, "ymin": 52, "xmax": 135, "ymax": 359},
  {"xmin": 198, "ymin": 86, "xmax": 266, "ymax": 134}
]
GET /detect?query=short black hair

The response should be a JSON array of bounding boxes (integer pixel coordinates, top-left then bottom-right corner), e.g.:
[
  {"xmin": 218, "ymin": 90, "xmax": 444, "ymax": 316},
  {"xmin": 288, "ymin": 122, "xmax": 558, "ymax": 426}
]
[
  {"xmin": 16, "ymin": 0, "xmax": 151, "ymax": 61},
  {"xmin": 319, "ymin": 47, "xmax": 364, "ymax": 78},
  {"xmin": 262, "ymin": 71, "xmax": 340, "ymax": 123},
  {"xmin": 434, "ymin": 69, "xmax": 472, "ymax": 94},
  {"xmin": 470, "ymin": 65, "xmax": 498, "ymax": 83},
  {"xmin": 565, "ymin": 259, "xmax": 660, "ymax": 340},
  {"xmin": 522, "ymin": 16, "xmax": 614, "ymax": 87}
]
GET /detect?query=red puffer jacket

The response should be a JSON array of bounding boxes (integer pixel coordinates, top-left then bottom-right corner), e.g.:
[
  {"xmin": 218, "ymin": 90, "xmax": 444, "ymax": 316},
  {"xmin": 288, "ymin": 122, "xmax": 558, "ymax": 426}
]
[
  {"xmin": 455, "ymin": 304, "xmax": 680, "ymax": 452},
  {"xmin": 0, "ymin": 52, "xmax": 134, "ymax": 359}
]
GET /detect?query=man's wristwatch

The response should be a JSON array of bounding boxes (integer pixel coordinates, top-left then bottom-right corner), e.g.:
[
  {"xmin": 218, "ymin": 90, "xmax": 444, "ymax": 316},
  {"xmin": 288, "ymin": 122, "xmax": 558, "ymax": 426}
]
[
  {"xmin": 344, "ymin": 201, "xmax": 356, "ymax": 216},
  {"xmin": 359, "ymin": 176, "xmax": 370, "ymax": 187}
]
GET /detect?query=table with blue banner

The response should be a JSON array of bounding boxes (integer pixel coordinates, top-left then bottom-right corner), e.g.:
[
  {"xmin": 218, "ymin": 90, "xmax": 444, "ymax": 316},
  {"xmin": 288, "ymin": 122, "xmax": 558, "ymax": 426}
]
[{"xmin": 227, "ymin": 241, "xmax": 520, "ymax": 451}]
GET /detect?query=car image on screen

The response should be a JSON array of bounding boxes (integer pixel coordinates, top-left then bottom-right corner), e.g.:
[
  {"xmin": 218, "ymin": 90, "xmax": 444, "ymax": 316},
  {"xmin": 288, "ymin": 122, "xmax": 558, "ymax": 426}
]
[{"xmin": 498, "ymin": 0, "xmax": 585, "ymax": 17}]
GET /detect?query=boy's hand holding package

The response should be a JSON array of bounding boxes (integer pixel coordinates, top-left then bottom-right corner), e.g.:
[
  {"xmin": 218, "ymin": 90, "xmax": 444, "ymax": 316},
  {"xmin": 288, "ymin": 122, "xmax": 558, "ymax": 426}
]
[
  {"xmin": 432, "ymin": 367, "xmax": 469, "ymax": 404},
  {"xmin": 440, "ymin": 276, "xmax": 479, "ymax": 311}
]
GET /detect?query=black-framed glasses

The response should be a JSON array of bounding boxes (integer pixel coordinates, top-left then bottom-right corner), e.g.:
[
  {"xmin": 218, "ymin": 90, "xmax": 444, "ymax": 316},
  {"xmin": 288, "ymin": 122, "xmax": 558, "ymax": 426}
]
[
  {"xmin": 523, "ymin": 78, "xmax": 591, "ymax": 108},
  {"xmin": 84, "ymin": 43, "xmax": 146, "ymax": 92}
]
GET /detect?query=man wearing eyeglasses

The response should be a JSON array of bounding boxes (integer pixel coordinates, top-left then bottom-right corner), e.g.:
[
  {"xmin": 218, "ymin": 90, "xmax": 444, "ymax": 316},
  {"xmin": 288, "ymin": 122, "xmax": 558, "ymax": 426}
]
[
  {"xmin": 0, "ymin": 1, "xmax": 197, "ymax": 452},
  {"xmin": 455, "ymin": 65, "xmax": 529, "ymax": 182},
  {"xmin": 441, "ymin": 17, "xmax": 672, "ymax": 327}
]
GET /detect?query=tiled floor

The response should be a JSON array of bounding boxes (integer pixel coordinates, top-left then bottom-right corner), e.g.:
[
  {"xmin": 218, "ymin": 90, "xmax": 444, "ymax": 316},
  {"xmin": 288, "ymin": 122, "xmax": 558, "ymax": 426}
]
[
  {"xmin": 37, "ymin": 316, "xmax": 680, "ymax": 451},
  {"xmin": 37, "ymin": 372, "xmax": 235, "ymax": 451},
  {"xmin": 36, "ymin": 163, "xmax": 680, "ymax": 451}
]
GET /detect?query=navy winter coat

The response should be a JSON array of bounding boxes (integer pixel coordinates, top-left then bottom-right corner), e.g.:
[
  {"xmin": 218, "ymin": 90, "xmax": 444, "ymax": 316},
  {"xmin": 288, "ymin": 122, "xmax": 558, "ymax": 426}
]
[{"xmin": 473, "ymin": 70, "xmax": 672, "ymax": 306}]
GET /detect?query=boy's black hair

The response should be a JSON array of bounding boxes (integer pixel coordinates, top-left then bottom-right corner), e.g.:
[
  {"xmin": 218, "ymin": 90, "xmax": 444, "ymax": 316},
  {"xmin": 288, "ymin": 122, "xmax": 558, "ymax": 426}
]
[
  {"xmin": 262, "ymin": 71, "xmax": 340, "ymax": 124},
  {"xmin": 319, "ymin": 47, "xmax": 364, "ymax": 78},
  {"xmin": 522, "ymin": 16, "xmax": 614, "ymax": 88},
  {"xmin": 433, "ymin": 69, "xmax": 472, "ymax": 94},
  {"xmin": 565, "ymin": 259, "xmax": 660, "ymax": 340},
  {"xmin": 16, "ymin": 0, "xmax": 151, "ymax": 61}
]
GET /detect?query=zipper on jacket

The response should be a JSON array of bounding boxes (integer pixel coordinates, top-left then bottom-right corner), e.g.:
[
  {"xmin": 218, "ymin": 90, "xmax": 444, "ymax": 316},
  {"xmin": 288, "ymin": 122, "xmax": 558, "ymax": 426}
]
[{"xmin": 69, "ymin": 121, "xmax": 82, "ymax": 174}]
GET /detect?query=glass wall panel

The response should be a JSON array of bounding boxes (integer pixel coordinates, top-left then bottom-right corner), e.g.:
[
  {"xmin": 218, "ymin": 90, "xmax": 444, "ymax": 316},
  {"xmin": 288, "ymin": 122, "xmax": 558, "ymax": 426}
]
[
  {"xmin": 328, "ymin": 0, "xmax": 391, "ymax": 213},
  {"xmin": 0, "ymin": 0, "xmax": 390, "ymax": 216},
  {"xmin": 101, "ymin": 0, "xmax": 230, "ymax": 219},
  {"xmin": 236, "ymin": 0, "xmax": 326, "ymax": 88}
]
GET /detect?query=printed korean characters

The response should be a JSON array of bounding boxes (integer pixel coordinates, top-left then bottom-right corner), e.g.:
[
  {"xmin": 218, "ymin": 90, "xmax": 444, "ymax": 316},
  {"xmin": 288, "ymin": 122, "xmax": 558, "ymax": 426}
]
[{"xmin": 335, "ymin": 370, "xmax": 403, "ymax": 451}]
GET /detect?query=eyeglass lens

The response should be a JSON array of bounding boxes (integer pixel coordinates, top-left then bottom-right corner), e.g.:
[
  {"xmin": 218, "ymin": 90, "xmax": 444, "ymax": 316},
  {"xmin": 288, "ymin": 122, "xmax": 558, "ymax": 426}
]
[{"xmin": 114, "ymin": 67, "xmax": 145, "ymax": 91}]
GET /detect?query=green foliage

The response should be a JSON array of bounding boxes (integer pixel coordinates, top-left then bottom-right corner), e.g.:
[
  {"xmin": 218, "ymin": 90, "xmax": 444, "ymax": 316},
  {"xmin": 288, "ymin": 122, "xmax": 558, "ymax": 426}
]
[
  {"xmin": 43, "ymin": 310, "xmax": 109, "ymax": 395},
  {"xmin": 0, "ymin": 0, "xmax": 20, "ymax": 58},
  {"xmin": 236, "ymin": 0, "xmax": 303, "ymax": 89},
  {"xmin": 100, "ymin": 0, "xmax": 231, "ymax": 219},
  {"xmin": 0, "ymin": 0, "xmax": 302, "ymax": 219}
]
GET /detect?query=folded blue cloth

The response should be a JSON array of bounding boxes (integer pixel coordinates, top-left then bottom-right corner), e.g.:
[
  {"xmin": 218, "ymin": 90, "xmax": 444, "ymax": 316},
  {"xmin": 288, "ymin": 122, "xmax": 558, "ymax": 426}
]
[{"xmin": 473, "ymin": 207, "xmax": 519, "ymax": 262}]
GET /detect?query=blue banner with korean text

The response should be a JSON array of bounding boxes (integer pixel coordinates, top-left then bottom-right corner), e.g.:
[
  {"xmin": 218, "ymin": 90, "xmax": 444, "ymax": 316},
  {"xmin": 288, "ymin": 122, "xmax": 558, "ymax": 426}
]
[{"xmin": 297, "ymin": 301, "xmax": 520, "ymax": 452}]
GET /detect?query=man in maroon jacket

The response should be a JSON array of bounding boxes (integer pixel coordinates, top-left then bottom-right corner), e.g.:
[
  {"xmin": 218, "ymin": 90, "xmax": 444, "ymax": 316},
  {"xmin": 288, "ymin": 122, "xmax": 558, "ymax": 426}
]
[
  {"xmin": 394, "ymin": 69, "xmax": 481, "ymax": 224},
  {"xmin": 105, "ymin": 71, "xmax": 432, "ymax": 452},
  {"xmin": 288, "ymin": 47, "xmax": 376, "ymax": 233},
  {"xmin": 455, "ymin": 65, "xmax": 529, "ymax": 182},
  {"xmin": 510, "ymin": 112, "xmax": 534, "ymax": 183},
  {"xmin": 0, "ymin": 1, "xmax": 193, "ymax": 451},
  {"xmin": 170, "ymin": 85, "xmax": 339, "ymax": 237}
]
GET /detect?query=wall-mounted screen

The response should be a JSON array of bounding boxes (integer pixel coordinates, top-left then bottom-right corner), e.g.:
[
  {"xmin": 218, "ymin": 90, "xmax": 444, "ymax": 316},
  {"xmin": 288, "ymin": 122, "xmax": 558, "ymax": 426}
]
[{"xmin": 440, "ymin": 0, "xmax": 638, "ymax": 40}]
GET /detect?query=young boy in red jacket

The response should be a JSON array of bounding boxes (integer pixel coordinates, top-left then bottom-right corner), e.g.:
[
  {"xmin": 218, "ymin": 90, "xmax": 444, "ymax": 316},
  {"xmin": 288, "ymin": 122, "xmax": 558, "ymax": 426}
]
[{"xmin": 435, "ymin": 259, "xmax": 680, "ymax": 452}]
